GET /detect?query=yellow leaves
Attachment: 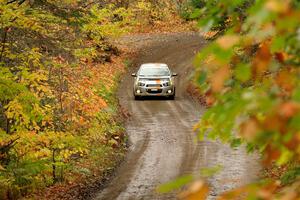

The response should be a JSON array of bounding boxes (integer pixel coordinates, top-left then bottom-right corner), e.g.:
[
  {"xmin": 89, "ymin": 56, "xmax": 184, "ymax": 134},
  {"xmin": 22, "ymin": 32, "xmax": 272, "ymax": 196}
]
[
  {"xmin": 5, "ymin": 98, "xmax": 30, "ymax": 128},
  {"xmin": 135, "ymin": 0, "xmax": 152, "ymax": 12},
  {"xmin": 82, "ymin": 4, "xmax": 134, "ymax": 40},
  {"xmin": 179, "ymin": 180, "xmax": 209, "ymax": 200},
  {"xmin": 216, "ymin": 35, "xmax": 240, "ymax": 50},
  {"xmin": 265, "ymin": 0, "xmax": 291, "ymax": 14},
  {"xmin": 62, "ymin": 149, "xmax": 84, "ymax": 160},
  {"xmin": 0, "ymin": 0, "xmax": 130, "ymax": 197},
  {"xmin": 63, "ymin": 151, "xmax": 69, "ymax": 159},
  {"xmin": 203, "ymin": 55, "xmax": 217, "ymax": 65}
]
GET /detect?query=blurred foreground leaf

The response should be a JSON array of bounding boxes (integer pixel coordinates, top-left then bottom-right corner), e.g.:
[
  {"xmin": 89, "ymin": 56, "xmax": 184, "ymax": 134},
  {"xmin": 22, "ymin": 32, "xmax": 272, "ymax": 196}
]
[
  {"xmin": 178, "ymin": 180, "xmax": 209, "ymax": 200},
  {"xmin": 157, "ymin": 175, "xmax": 194, "ymax": 193}
]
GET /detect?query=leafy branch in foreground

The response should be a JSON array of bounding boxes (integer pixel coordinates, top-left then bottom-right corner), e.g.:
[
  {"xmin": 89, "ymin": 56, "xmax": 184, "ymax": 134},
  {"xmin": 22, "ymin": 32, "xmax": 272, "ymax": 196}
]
[{"xmin": 188, "ymin": 0, "xmax": 300, "ymax": 199}]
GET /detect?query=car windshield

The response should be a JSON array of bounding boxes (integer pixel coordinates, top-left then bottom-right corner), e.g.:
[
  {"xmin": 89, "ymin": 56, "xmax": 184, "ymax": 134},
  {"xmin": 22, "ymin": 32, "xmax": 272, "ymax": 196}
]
[{"xmin": 138, "ymin": 67, "xmax": 170, "ymax": 76}]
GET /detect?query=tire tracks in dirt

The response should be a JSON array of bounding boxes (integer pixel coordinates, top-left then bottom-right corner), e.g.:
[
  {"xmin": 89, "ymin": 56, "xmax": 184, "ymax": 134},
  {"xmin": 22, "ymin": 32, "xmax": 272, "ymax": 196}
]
[{"xmin": 93, "ymin": 33, "xmax": 261, "ymax": 200}]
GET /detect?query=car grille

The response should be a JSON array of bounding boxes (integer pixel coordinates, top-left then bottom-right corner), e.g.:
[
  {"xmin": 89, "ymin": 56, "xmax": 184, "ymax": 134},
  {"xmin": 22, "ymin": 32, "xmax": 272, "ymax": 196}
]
[
  {"xmin": 147, "ymin": 89, "xmax": 162, "ymax": 94},
  {"xmin": 146, "ymin": 84, "xmax": 162, "ymax": 87}
]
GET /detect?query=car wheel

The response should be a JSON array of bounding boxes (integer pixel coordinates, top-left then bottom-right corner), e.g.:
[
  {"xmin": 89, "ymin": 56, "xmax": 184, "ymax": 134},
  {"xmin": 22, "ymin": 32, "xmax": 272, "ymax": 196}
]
[
  {"xmin": 134, "ymin": 95, "xmax": 141, "ymax": 100},
  {"xmin": 169, "ymin": 88, "xmax": 175, "ymax": 100}
]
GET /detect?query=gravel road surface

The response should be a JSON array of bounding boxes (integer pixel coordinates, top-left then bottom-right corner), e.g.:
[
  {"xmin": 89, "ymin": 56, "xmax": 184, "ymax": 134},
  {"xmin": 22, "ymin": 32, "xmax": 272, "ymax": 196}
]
[{"xmin": 93, "ymin": 33, "xmax": 261, "ymax": 200}]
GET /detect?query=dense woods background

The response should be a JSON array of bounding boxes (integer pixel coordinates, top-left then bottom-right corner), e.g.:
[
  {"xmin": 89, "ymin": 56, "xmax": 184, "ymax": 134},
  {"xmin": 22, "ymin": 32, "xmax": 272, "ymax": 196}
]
[{"xmin": 0, "ymin": 0, "xmax": 192, "ymax": 199}]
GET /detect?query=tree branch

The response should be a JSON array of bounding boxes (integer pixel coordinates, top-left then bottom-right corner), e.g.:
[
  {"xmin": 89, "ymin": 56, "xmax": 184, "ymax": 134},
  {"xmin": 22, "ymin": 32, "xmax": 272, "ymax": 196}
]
[
  {"xmin": 7, "ymin": 0, "xmax": 26, "ymax": 5},
  {"xmin": 0, "ymin": 137, "xmax": 20, "ymax": 154}
]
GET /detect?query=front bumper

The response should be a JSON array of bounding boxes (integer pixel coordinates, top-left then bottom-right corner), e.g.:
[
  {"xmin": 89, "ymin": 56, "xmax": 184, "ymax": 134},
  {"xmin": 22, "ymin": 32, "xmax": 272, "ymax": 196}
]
[{"xmin": 134, "ymin": 85, "xmax": 175, "ymax": 97}]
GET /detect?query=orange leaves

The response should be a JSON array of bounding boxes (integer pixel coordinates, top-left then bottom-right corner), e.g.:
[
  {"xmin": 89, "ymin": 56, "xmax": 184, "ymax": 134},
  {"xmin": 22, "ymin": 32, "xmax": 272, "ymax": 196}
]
[
  {"xmin": 252, "ymin": 42, "xmax": 272, "ymax": 78},
  {"xmin": 219, "ymin": 180, "xmax": 300, "ymax": 200},
  {"xmin": 278, "ymin": 102, "xmax": 300, "ymax": 119},
  {"xmin": 56, "ymin": 62, "xmax": 114, "ymax": 130},
  {"xmin": 265, "ymin": 0, "xmax": 291, "ymax": 14},
  {"xmin": 205, "ymin": 91, "xmax": 216, "ymax": 106},
  {"xmin": 263, "ymin": 102, "xmax": 300, "ymax": 165},
  {"xmin": 217, "ymin": 186, "xmax": 248, "ymax": 200},
  {"xmin": 217, "ymin": 35, "xmax": 240, "ymax": 50},
  {"xmin": 262, "ymin": 102, "xmax": 300, "ymax": 134},
  {"xmin": 257, "ymin": 181, "xmax": 281, "ymax": 199},
  {"xmin": 201, "ymin": 31, "xmax": 219, "ymax": 40},
  {"xmin": 284, "ymin": 134, "xmax": 300, "ymax": 151},
  {"xmin": 274, "ymin": 52, "xmax": 288, "ymax": 63},
  {"xmin": 239, "ymin": 117, "xmax": 261, "ymax": 142},
  {"xmin": 210, "ymin": 65, "xmax": 230, "ymax": 93},
  {"xmin": 264, "ymin": 144, "xmax": 282, "ymax": 165},
  {"xmin": 194, "ymin": 0, "xmax": 300, "ymax": 199},
  {"xmin": 217, "ymin": 182, "xmax": 280, "ymax": 200},
  {"xmin": 263, "ymin": 113, "xmax": 286, "ymax": 133},
  {"xmin": 201, "ymin": 179, "xmax": 299, "ymax": 200},
  {"xmin": 238, "ymin": 101, "xmax": 300, "ymax": 165},
  {"xmin": 202, "ymin": 65, "xmax": 231, "ymax": 106},
  {"xmin": 179, "ymin": 180, "xmax": 209, "ymax": 200},
  {"xmin": 276, "ymin": 69, "xmax": 297, "ymax": 94}
]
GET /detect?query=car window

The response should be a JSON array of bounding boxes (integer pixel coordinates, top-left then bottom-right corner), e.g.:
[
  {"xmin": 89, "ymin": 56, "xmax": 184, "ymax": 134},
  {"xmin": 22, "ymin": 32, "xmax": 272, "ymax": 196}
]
[{"xmin": 138, "ymin": 67, "xmax": 170, "ymax": 76}]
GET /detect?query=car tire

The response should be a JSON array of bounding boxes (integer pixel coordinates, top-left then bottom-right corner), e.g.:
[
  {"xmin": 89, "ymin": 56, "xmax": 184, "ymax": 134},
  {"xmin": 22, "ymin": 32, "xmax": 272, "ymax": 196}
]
[
  {"xmin": 169, "ymin": 88, "xmax": 175, "ymax": 100},
  {"xmin": 169, "ymin": 94, "xmax": 175, "ymax": 100},
  {"xmin": 134, "ymin": 95, "xmax": 141, "ymax": 100}
]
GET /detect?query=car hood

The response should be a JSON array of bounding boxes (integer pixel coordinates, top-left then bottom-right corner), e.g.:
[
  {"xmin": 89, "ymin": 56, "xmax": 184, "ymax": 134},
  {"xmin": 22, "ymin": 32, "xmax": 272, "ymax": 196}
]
[{"xmin": 137, "ymin": 76, "xmax": 171, "ymax": 80}]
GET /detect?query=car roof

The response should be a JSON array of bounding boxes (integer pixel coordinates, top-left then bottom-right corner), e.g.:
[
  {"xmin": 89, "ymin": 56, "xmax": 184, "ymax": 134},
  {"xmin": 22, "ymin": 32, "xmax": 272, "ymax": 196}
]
[{"xmin": 140, "ymin": 63, "xmax": 168, "ymax": 68}]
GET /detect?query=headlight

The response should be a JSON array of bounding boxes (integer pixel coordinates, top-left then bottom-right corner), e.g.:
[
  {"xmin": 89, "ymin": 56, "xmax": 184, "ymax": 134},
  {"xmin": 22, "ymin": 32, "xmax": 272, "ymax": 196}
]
[
  {"xmin": 163, "ymin": 82, "xmax": 170, "ymax": 87},
  {"xmin": 138, "ymin": 82, "xmax": 145, "ymax": 86},
  {"xmin": 163, "ymin": 79, "xmax": 172, "ymax": 87}
]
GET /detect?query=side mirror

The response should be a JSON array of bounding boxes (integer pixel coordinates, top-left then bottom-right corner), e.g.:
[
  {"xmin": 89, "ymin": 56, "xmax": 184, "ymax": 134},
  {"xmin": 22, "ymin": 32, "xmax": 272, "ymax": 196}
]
[
  {"xmin": 131, "ymin": 73, "xmax": 137, "ymax": 77},
  {"xmin": 172, "ymin": 73, "xmax": 178, "ymax": 77}
]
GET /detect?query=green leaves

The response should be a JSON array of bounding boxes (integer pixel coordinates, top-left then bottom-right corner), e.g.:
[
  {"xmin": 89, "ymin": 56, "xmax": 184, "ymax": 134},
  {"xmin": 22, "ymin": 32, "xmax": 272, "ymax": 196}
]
[
  {"xmin": 158, "ymin": 175, "xmax": 194, "ymax": 193},
  {"xmin": 0, "ymin": 1, "xmax": 131, "ymax": 197},
  {"xmin": 200, "ymin": 165, "xmax": 223, "ymax": 177},
  {"xmin": 281, "ymin": 166, "xmax": 300, "ymax": 185},
  {"xmin": 234, "ymin": 63, "xmax": 251, "ymax": 82},
  {"xmin": 196, "ymin": 71, "xmax": 207, "ymax": 85},
  {"xmin": 81, "ymin": 4, "xmax": 134, "ymax": 43},
  {"xmin": 191, "ymin": 0, "xmax": 300, "ymax": 198}
]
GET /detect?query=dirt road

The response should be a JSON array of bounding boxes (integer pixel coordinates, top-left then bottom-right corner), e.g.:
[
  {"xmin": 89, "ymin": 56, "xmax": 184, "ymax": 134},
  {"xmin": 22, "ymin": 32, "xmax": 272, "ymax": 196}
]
[{"xmin": 93, "ymin": 33, "xmax": 261, "ymax": 200}]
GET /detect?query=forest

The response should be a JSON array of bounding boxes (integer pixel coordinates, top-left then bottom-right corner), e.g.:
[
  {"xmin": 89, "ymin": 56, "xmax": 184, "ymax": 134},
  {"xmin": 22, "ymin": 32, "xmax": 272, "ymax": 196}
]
[
  {"xmin": 0, "ymin": 0, "xmax": 180, "ymax": 198},
  {"xmin": 1, "ymin": 0, "xmax": 300, "ymax": 199}
]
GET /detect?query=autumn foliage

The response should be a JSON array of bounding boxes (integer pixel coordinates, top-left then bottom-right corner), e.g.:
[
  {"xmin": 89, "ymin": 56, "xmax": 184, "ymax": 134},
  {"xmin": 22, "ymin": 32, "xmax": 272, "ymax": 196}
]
[
  {"xmin": 190, "ymin": 0, "xmax": 300, "ymax": 199},
  {"xmin": 0, "ymin": 0, "xmax": 192, "ymax": 198},
  {"xmin": 0, "ymin": 0, "xmax": 138, "ymax": 199}
]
